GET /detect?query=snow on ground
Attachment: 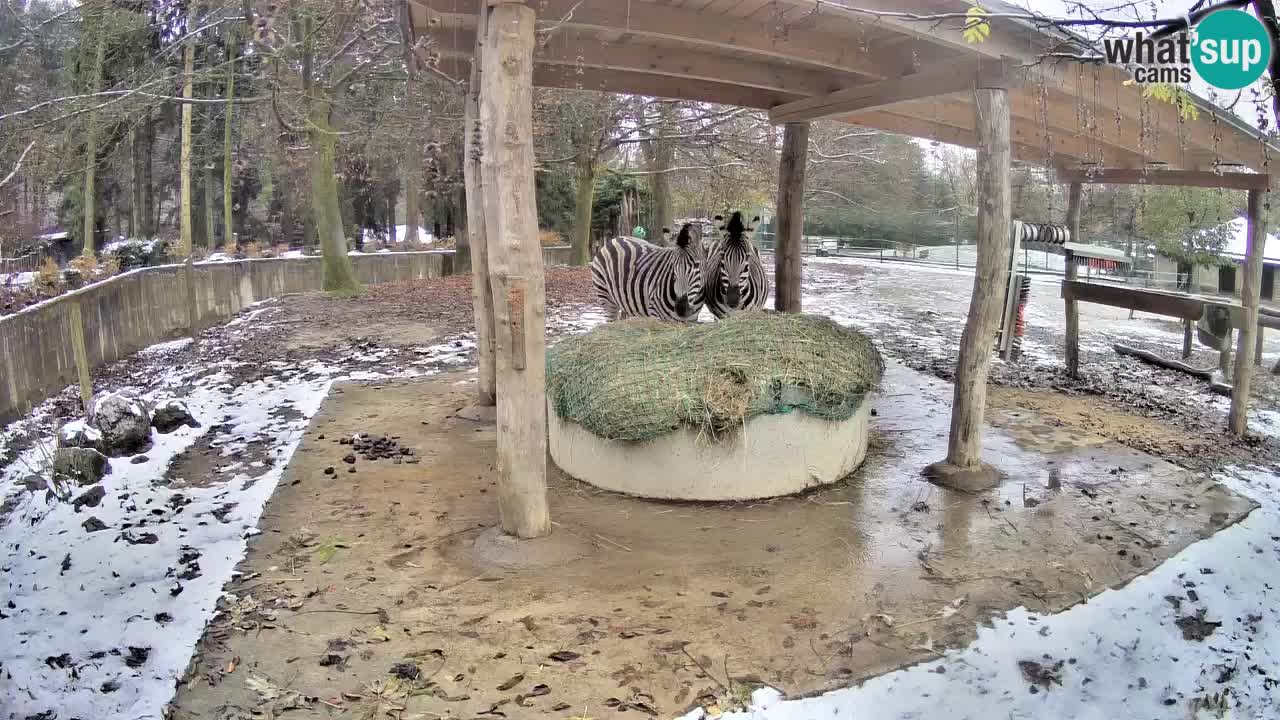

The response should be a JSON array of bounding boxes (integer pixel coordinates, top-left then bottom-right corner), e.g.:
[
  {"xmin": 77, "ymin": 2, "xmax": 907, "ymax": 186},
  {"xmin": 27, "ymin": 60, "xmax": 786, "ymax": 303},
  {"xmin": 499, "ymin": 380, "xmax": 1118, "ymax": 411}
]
[
  {"xmin": 681, "ymin": 256, "xmax": 1280, "ymax": 720},
  {"xmin": 685, "ymin": 465, "xmax": 1279, "ymax": 720},
  {"xmin": 361, "ymin": 225, "xmax": 434, "ymax": 246},
  {"xmin": 4, "ymin": 258, "xmax": 1279, "ymax": 719},
  {"xmin": 0, "ymin": 308, "xmax": 514, "ymax": 719},
  {"xmin": 0, "ymin": 271, "xmax": 36, "ymax": 287}
]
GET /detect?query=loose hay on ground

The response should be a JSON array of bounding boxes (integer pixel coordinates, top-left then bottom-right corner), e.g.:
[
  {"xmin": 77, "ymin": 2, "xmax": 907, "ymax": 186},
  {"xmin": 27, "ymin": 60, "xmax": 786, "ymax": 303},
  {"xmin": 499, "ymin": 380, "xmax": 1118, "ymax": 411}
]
[{"xmin": 546, "ymin": 311, "xmax": 884, "ymax": 441}]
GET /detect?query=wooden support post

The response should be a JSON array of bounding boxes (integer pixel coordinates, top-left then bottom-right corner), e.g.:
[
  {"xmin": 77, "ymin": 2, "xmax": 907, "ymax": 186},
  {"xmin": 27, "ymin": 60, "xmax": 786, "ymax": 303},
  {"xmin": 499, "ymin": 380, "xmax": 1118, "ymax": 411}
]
[
  {"xmin": 185, "ymin": 255, "xmax": 199, "ymax": 342},
  {"xmin": 1063, "ymin": 182, "xmax": 1082, "ymax": 379},
  {"xmin": 1182, "ymin": 319, "xmax": 1193, "ymax": 359},
  {"xmin": 69, "ymin": 300, "xmax": 92, "ymax": 412},
  {"xmin": 464, "ymin": 0, "xmax": 496, "ymax": 406},
  {"xmin": 924, "ymin": 87, "xmax": 1010, "ymax": 492},
  {"xmin": 479, "ymin": 1, "xmax": 550, "ymax": 538},
  {"xmin": 1219, "ymin": 330, "xmax": 1233, "ymax": 377},
  {"xmin": 774, "ymin": 121, "xmax": 808, "ymax": 313},
  {"xmin": 1256, "ymin": 327, "xmax": 1265, "ymax": 366},
  {"xmin": 1229, "ymin": 189, "xmax": 1266, "ymax": 435}
]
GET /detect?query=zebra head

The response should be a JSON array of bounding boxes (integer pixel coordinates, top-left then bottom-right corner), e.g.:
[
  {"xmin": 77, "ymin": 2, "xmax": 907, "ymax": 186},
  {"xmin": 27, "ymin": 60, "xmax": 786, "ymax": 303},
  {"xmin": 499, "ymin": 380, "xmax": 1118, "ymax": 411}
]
[
  {"xmin": 714, "ymin": 212, "xmax": 761, "ymax": 310},
  {"xmin": 671, "ymin": 223, "xmax": 703, "ymax": 317}
]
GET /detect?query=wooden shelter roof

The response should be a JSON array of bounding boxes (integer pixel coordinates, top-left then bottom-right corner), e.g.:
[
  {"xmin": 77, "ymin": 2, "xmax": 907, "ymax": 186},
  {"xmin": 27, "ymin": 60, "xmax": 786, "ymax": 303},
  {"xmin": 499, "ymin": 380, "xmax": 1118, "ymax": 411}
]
[{"xmin": 409, "ymin": 0, "xmax": 1279, "ymax": 176}]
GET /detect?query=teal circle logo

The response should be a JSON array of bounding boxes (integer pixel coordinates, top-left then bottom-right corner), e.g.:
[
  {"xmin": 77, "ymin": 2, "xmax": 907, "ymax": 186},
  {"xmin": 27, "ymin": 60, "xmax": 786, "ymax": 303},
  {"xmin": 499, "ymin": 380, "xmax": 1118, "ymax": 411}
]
[{"xmin": 1192, "ymin": 10, "xmax": 1272, "ymax": 90}]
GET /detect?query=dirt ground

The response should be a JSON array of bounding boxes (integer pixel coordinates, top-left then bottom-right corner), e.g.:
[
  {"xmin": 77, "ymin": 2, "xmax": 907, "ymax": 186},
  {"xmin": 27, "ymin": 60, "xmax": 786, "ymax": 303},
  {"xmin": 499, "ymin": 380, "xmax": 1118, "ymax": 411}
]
[{"xmin": 169, "ymin": 361, "xmax": 1253, "ymax": 720}]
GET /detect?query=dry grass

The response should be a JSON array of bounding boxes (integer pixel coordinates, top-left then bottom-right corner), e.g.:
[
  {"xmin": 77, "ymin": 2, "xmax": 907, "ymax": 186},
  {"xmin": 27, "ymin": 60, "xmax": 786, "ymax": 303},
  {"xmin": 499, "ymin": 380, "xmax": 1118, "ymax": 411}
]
[
  {"xmin": 547, "ymin": 311, "xmax": 884, "ymax": 442},
  {"xmin": 36, "ymin": 257, "xmax": 59, "ymax": 289}
]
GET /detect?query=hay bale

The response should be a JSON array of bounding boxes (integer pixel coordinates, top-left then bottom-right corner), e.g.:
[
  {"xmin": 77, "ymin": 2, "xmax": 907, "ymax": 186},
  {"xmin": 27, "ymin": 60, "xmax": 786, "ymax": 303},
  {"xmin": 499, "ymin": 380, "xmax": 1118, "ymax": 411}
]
[{"xmin": 546, "ymin": 311, "xmax": 884, "ymax": 442}]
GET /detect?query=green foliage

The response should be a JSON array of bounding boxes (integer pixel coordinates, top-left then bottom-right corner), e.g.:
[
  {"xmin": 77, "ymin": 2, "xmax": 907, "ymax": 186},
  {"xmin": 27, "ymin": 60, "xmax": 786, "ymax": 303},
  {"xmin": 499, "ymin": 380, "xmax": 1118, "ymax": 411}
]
[
  {"xmin": 963, "ymin": 6, "xmax": 991, "ymax": 44},
  {"xmin": 536, "ymin": 168, "xmax": 576, "ymax": 237},
  {"xmin": 1137, "ymin": 187, "xmax": 1242, "ymax": 266},
  {"xmin": 591, "ymin": 173, "xmax": 651, "ymax": 236},
  {"xmin": 1142, "ymin": 84, "xmax": 1200, "ymax": 121}
]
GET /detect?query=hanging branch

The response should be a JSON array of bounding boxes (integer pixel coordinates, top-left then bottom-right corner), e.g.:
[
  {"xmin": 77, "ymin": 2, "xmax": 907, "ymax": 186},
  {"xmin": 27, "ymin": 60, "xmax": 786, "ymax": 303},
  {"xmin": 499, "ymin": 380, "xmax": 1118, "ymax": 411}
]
[{"xmin": 0, "ymin": 141, "xmax": 36, "ymax": 190}]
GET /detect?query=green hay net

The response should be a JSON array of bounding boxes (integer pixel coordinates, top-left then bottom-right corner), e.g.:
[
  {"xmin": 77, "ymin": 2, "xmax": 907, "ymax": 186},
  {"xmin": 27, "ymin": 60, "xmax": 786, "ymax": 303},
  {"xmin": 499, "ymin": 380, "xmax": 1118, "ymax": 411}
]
[{"xmin": 546, "ymin": 311, "xmax": 885, "ymax": 442}]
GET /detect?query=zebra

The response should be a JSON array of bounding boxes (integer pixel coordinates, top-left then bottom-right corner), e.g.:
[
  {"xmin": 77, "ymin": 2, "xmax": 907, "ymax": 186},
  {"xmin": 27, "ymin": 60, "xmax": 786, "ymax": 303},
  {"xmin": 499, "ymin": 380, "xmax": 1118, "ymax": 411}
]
[
  {"xmin": 703, "ymin": 211, "xmax": 768, "ymax": 319},
  {"xmin": 590, "ymin": 223, "xmax": 705, "ymax": 322}
]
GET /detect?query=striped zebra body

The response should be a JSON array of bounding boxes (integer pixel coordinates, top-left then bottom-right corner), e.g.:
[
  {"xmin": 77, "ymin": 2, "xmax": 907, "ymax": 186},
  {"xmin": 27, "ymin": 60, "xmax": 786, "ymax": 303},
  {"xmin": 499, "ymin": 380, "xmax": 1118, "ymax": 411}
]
[
  {"xmin": 590, "ymin": 224, "xmax": 705, "ymax": 322},
  {"xmin": 704, "ymin": 211, "xmax": 768, "ymax": 319}
]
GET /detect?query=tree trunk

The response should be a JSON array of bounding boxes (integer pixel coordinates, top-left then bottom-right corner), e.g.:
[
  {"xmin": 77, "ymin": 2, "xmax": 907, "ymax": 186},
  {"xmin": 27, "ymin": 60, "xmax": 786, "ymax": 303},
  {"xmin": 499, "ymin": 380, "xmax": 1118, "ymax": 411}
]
[
  {"xmin": 144, "ymin": 108, "xmax": 155, "ymax": 238},
  {"xmin": 309, "ymin": 101, "xmax": 362, "ymax": 294},
  {"xmin": 774, "ymin": 122, "xmax": 808, "ymax": 313},
  {"xmin": 204, "ymin": 119, "xmax": 216, "ymax": 250},
  {"xmin": 223, "ymin": 28, "xmax": 237, "ymax": 249},
  {"xmin": 926, "ymin": 87, "xmax": 1011, "ymax": 490},
  {"xmin": 179, "ymin": 39, "xmax": 195, "ymax": 256},
  {"xmin": 130, "ymin": 125, "xmax": 143, "ymax": 240},
  {"xmin": 1229, "ymin": 189, "xmax": 1267, "ymax": 435},
  {"xmin": 572, "ymin": 156, "xmax": 595, "ymax": 265},
  {"xmin": 464, "ymin": 9, "xmax": 495, "ymax": 405},
  {"xmin": 1064, "ymin": 183, "xmax": 1082, "ymax": 377},
  {"xmin": 479, "ymin": 1, "xmax": 550, "ymax": 538},
  {"xmin": 82, "ymin": 17, "xmax": 108, "ymax": 256},
  {"xmin": 404, "ymin": 148, "xmax": 421, "ymax": 244},
  {"xmin": 454, "ymin": 180, "xmax": 468, "ymax": 269}
]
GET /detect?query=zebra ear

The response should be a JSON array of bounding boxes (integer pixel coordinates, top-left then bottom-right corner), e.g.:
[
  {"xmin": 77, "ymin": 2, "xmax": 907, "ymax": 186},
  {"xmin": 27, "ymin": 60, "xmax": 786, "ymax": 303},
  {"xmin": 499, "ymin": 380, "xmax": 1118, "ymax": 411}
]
[{"xmin": 675, "ymin": 224, "xmax": 693, "ymax": 248}]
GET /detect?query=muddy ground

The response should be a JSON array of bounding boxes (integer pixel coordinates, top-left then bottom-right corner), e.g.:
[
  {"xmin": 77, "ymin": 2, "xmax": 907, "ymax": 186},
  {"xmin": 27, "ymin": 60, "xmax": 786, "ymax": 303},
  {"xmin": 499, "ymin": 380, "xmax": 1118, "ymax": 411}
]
[
  {"xmin": 169, "ymin": 368, "xmax": 1252, "ymax": 720},
  {"xmin": 5, "ymin": 258, "xmax": 1279, "ymax": 720}
]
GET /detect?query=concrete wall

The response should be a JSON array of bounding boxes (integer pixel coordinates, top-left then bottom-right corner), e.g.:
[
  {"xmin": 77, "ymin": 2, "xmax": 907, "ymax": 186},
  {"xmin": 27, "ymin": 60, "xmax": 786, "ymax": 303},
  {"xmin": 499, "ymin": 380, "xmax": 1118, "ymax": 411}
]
[{"xmin": 1, "ymin": 248, "xmax": 578, "ymax": 424}]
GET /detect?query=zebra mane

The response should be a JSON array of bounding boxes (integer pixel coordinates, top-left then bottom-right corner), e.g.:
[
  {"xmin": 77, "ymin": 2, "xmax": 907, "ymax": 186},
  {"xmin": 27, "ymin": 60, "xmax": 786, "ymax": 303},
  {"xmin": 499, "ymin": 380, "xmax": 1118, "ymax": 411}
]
[
  {"xmin": 674, "ymin": 223, "xmax": 695, "ymax": 248},
  {"xmin": 715, "ymin": 211, "xmax": 760, "ymax": 244}
]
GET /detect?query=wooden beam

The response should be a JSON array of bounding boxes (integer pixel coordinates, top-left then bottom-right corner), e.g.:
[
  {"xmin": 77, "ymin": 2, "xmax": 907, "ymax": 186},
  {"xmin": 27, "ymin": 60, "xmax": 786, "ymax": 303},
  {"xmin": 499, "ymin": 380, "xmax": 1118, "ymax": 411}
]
[
  {"xmin": 433, "ymin": 27, "xmax": 850, "ymax": 96},
  {"xmin": 465, "ymin": 0, "xmax": 495, "ymax": 406},
  {"xmin": 479, "ymin": 1, "xmax": 550, "ymax": 538},
  {"xmin": 436, "ymin": 57, "xmax": 801, "ymax": 109},
  {"xmin": 769, "ymin": 60, "xmax": 1010, "ymax": 124},
  {"xmin": 1230, "ymin": 189, "xmax": 1267, "ymax": 435},
  {"xmin": 1057, "ymin": 168, "xmax": 1271, "ymax": 191},
  {"xmin": 1060, "ymin": 280, "xmax": 1205, "ymax": 320},
  {"xmin": 892, "ymin": 92, "xmax": 1198, "ymax": 170},
  {"xmin": 774, "ymin": 122, "xmax": 808, "ymax": 313},
  {"xmin": 419, "ymin": 0, "xmax": 908, "ymax": 79},
  {"xmin": 1063, "ymin": 185, "xmax": 1081, "ymax": 379},
  {"xmin": 928, "ymin": 85, "xmax": 1011, "ymax": 490},
  {"xmin": 845, "ymin": 104, "xmax": 1147, "ymax": 168}
]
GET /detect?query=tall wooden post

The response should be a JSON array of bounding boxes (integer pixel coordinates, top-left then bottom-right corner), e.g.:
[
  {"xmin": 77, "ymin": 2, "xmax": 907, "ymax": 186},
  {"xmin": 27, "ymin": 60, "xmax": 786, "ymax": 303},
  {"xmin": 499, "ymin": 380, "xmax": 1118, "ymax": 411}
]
[
  {"xmin": 1229, "ymin": 189, "xmax": 1266, "ymax": 435},
  {"xmin": 464, "ymin": 0, "xmax": 496, "ymax": 406},
  {"xmin": 925, "ymin": 87, "xmax": 1010, "ymax": 492},
  {"xmin": 774, "ymin": 122, "xmax": 808, "ymax": 313},
  {"xmin": 479, "ymin": 1, "xmax": 550, "ymax": 538},
  {"xmin": 1063, "ymin": 182, "xmax": 1082, "ymax": 378}
]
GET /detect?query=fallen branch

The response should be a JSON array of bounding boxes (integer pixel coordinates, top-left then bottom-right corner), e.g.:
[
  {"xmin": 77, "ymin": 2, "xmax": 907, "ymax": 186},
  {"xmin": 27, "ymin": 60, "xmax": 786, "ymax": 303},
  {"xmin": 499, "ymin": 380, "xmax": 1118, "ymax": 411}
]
[{"xmin": 1113, "ymin": 344, "xmax": 1213, "ymax": 380}]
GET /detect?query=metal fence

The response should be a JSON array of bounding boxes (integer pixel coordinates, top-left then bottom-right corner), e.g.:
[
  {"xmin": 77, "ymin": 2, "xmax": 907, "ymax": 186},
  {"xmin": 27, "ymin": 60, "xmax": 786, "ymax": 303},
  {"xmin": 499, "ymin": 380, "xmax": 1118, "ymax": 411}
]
[
  {"xmin": 0, "ymin": 253, "xmax": 42, "ymax": 275},
  {"xmin": 754, "ymin": 232, "xmax": 1073, "ymax": 275}
]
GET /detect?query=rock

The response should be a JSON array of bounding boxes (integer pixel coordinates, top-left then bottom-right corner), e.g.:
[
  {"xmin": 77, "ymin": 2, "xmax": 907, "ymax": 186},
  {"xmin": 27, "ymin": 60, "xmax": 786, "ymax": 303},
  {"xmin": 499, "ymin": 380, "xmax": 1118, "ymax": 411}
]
[
  {"xmin": 90, "ymin": 392, "xmax": 152, "ymax": 456},
  {"xmin": 52, "ymin": 447, "xmax": 111, "ymax": 486},
  {"xmin": 72, "ymin": 485, "xmax": 106, "ymax": 512},
  {"xmin": 130, "ymin": 455, "xmax": 149, "ymax": 464},
  {"xmin": 151, "ymin": 399, "xmax": 198, "ymax": 433},
  {"xmin": 58, "ymin": 420, "xmax": 104, "ymax": 453},
  {"xmin": 82, "ymin": 516, "xmax": 108, "ymax": 532}
]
